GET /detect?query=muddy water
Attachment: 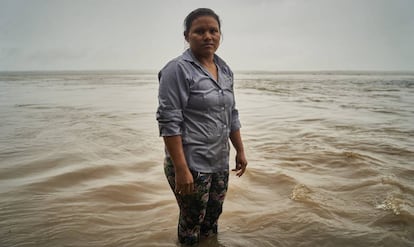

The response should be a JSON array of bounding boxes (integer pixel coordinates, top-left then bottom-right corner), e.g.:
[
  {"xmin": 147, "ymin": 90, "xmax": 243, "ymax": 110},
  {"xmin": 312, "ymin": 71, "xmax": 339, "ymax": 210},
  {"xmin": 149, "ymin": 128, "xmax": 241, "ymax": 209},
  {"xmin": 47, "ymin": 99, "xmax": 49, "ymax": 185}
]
[{"xmin": 1, "ymin": 71, "xmax": 413, "ymax": 246}]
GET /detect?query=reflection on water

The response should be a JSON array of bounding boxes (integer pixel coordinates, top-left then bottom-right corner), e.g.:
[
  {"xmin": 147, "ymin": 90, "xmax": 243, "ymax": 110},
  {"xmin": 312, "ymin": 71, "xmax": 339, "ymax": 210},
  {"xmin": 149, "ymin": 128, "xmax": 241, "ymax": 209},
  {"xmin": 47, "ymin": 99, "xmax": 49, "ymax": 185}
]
[{"xmin": 1, "ymin": 71, "xmax": 413, "ymax": 246}]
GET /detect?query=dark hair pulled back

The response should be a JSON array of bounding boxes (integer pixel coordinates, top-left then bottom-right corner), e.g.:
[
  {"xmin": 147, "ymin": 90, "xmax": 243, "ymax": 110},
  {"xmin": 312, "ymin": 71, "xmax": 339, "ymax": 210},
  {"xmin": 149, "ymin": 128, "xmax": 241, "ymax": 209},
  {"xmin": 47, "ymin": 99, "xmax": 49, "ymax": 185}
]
[{"xmin": 183, "ymin": 8, "xmax": 221, "ymax": 38}]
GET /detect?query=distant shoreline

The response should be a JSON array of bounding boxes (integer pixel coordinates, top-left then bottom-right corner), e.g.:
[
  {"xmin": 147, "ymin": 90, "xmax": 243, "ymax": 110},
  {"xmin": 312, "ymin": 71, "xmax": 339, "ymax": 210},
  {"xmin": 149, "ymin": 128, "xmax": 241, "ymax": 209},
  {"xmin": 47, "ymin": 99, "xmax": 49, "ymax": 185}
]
[
  {"xmin": 0, "ymin": 69, "xmax": 157, "ymax": 75},
  {"xmin": 1, "ymin": 69, "xmax": 414, "ymax": 76}
]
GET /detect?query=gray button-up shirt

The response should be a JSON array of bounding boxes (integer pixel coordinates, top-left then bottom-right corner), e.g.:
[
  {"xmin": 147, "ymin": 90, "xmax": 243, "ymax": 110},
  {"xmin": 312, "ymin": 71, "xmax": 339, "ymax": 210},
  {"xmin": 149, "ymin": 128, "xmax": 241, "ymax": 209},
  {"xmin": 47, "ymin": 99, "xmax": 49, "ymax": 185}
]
[{"xmin": 156, "ymin": 49, "xmax": 241, "ymax": 172}]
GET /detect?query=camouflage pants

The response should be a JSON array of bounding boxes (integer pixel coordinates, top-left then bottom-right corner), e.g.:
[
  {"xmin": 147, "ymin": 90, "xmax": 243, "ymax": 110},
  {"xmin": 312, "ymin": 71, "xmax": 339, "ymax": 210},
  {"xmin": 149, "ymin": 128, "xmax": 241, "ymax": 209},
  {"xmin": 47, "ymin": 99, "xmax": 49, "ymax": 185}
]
[{"xmin": 164, "ymin": 157, "xmax": 229, "ymax": 245}]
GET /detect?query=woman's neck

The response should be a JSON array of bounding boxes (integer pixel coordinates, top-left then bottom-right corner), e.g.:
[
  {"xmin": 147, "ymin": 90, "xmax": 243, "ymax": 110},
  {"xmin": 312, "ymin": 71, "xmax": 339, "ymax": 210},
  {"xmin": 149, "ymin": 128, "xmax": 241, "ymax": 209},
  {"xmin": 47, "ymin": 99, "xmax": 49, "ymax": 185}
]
[
  {"xmin": 191, "ymin": 49, "xmax": 215, "ymax": 67},
  {"xmin": 198, "ymin": 56, "xmax": 218, "ymax": 81},
  {"xmin": 197, "ymin": 56, "xmax": 214, "ymax": 67}
]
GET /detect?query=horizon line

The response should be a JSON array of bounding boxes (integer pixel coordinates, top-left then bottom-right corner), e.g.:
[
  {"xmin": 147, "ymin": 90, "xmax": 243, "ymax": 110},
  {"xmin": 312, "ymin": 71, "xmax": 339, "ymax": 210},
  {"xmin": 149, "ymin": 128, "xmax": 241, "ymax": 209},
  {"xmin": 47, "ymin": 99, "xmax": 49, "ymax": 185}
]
[{"xmin": 1, "ymin": 68, "xmax": 414, "ymax": 74}]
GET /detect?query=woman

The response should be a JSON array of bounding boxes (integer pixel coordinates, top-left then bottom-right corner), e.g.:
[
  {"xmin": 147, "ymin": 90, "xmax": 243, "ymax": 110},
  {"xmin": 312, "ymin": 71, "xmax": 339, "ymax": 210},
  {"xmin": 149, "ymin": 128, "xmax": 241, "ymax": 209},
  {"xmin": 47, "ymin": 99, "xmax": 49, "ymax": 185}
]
[{"xmin": 156, "ymin": 8, "xmax": 247, "ymax": 245}]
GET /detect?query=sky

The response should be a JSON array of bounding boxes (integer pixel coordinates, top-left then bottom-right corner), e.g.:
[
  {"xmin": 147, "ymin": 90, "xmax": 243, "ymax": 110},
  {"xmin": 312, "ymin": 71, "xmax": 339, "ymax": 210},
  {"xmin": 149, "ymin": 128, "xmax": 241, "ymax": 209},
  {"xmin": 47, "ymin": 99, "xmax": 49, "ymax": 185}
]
[{"xmin": 1, "ymin": 0, "xmax": 413, "ymax": 71}]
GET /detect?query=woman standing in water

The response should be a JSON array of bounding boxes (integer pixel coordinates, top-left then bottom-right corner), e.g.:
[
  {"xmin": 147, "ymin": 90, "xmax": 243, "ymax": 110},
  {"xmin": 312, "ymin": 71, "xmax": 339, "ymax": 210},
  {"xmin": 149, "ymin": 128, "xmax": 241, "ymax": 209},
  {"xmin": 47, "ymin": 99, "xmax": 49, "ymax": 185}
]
[{"xmin": 156, "ymin": 8, "xmax": 248, "ymax": 245}]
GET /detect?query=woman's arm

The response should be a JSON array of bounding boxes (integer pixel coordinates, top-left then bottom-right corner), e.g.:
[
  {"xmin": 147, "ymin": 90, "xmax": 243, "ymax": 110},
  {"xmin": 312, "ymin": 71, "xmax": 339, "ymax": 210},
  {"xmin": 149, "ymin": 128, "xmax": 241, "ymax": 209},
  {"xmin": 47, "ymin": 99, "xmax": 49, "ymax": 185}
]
[
  {"xmin": 163, "ymin": 135, "xmax": 194, "ymax": 195},
  {"xmin": 157, "ymin": 62, "xmax": 194, "ymax": 194},
  {"xmin": 230, "ymin": 129, "xmax": 248, "ymax": 177}
]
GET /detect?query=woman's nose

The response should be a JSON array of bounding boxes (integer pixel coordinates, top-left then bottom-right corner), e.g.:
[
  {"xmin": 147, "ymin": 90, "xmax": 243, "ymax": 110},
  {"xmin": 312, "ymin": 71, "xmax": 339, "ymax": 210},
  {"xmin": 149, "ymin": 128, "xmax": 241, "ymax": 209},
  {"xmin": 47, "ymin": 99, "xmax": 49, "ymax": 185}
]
[{"xmin": 203, "ymin": 32, "xmax": 212, "ymax": 40}]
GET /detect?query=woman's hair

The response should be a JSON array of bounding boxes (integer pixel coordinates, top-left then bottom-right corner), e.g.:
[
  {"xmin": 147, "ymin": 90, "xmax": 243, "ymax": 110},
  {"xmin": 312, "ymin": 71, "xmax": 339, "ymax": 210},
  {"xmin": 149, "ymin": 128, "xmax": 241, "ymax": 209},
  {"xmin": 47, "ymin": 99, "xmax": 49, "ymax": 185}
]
[{"xmin": 183, "ymin": 8, "xmax": 221, "ymax": 38}]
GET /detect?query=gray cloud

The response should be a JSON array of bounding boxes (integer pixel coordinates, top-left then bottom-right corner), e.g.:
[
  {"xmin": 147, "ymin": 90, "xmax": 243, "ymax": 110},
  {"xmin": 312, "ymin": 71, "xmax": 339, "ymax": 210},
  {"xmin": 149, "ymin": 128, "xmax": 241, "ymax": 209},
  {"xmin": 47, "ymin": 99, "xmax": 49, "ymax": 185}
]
[{"xmin": 0, "ymin": 0, "xmax": 413, "ymax": 71}]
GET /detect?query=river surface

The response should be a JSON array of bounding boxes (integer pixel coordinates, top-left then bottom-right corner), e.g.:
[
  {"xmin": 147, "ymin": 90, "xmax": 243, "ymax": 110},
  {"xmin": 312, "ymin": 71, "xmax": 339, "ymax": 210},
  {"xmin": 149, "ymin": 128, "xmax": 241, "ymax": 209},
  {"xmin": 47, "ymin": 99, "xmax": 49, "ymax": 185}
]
[{"xmin": 1, "ymin": 70, "xmax": 413, "ymax": 246}]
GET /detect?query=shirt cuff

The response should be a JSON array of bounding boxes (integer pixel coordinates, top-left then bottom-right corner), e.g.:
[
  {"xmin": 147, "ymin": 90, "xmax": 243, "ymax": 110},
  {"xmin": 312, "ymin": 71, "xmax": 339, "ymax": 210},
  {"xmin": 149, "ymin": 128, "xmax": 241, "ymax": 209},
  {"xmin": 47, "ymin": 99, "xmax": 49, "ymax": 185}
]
[
  {"xmin": 231, "ymin": 109, "xmax": 241, "ymax": 132},
  {"xmin": 156, "ymin": 109, "xmax": 183, "ymax": 136}
]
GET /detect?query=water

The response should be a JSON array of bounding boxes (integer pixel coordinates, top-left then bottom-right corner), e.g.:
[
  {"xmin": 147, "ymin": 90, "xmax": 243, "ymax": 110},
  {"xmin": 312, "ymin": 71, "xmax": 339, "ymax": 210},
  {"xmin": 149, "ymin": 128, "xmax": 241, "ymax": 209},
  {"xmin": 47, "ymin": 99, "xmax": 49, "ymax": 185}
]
[{"xmin": 0, "ymin": 70, "xmax": 413, "ymax": 246}]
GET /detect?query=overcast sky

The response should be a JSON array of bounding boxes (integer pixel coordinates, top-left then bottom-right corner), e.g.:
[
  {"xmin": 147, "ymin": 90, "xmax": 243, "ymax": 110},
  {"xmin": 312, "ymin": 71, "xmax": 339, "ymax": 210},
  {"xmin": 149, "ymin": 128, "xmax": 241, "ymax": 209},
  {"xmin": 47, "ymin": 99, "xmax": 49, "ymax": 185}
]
[{"xmin": 1, "ymin": 0, "xmax": 413, "ymax": 71}]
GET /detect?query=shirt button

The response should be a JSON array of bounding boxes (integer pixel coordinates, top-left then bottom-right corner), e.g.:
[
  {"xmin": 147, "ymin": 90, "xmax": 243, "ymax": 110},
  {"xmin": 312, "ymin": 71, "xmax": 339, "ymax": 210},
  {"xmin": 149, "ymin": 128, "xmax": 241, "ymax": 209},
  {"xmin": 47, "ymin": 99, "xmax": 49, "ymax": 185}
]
[
  {"xmin": 221, "ymin": 107, "xmax": 225, "ymax": 110},
  {"xmin": 219, "ymin": 90, "xmax": 223, "ymax": 93},
  {"xmin": 223, "ymin": 124, "xmax": 227, "ymax": 128}
]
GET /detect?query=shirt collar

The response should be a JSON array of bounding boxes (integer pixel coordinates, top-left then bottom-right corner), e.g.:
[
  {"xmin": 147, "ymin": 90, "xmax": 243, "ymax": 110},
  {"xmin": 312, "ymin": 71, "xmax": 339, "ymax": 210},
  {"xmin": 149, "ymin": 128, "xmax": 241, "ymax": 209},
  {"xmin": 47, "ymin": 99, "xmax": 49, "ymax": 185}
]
[{"xmin": 182, "ymin": 49, "xmax": 226, "ymax": 68}]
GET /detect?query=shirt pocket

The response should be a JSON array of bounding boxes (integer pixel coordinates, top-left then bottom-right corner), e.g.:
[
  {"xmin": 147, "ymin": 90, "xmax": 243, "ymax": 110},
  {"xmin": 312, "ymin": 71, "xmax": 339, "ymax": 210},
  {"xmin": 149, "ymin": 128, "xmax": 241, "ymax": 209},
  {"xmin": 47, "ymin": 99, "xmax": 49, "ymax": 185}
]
[
  {"xmin": 186, "ymin": 89, "xmax": 220, "ymax": 111},
  {"xmin": 188, "ymin": 80, "xmax": 219, "ymax": 110}
]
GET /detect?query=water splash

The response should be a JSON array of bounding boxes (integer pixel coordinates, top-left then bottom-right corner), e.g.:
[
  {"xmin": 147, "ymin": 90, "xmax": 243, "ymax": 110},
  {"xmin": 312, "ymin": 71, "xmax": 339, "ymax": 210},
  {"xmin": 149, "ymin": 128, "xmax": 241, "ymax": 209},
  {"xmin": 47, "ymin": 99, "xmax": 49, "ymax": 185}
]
[
  {"xmin": 290, "ymin": 184, "xmax": 312, "ymax": 201},
  {"xmin": 376, "ymin": 194, "xmax": 403, "ymax": 215}
]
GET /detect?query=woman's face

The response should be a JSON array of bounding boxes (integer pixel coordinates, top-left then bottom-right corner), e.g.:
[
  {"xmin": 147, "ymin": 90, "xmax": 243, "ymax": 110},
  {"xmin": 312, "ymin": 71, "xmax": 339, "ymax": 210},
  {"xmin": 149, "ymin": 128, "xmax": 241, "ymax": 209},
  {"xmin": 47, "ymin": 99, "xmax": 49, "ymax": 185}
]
[{"xmin": 186, "ymin": 16, "xmax": 221, "ymax": 59}]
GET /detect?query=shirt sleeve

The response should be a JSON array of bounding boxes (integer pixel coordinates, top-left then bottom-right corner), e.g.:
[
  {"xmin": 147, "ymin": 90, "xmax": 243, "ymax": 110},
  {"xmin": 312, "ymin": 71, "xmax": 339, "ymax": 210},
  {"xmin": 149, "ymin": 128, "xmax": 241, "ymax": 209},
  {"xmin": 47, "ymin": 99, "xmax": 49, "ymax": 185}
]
[
  {"xmin": 229, "ymin": 69, "xmax": 241, "ymax": 132},
  {"xmin": 156, "ymin": 60, "xmax": 190, "ymax": 137}
]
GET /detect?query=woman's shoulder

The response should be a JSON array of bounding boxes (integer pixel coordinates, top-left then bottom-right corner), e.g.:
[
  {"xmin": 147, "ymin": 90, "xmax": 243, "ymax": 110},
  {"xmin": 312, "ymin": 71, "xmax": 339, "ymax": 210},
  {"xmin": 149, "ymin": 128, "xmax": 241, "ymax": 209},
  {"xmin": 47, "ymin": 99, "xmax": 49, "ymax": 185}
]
[
  {"xmin": 161, "ymin": 55, "xmax": 184, "ymax": 71},
  {"xmin": 158, "ymin": 54, "xmax": 191, "ymax": 81}
]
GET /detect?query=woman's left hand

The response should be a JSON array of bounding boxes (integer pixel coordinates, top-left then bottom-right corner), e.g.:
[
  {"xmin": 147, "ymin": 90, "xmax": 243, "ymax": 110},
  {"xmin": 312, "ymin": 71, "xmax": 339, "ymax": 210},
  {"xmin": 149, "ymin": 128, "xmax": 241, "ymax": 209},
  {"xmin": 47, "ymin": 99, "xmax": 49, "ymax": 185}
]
[{"xmin": 232, "ymin": 151, "xmax": 248, "ymax": 177}]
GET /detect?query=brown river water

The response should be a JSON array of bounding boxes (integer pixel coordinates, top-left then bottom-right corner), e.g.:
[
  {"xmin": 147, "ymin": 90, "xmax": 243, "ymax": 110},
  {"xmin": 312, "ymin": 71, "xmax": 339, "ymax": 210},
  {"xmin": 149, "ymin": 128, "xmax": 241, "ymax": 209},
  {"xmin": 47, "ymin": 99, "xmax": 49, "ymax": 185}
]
[{"xmin": 0, "ymin": 70, "xmax": 413, "ymax": 246}]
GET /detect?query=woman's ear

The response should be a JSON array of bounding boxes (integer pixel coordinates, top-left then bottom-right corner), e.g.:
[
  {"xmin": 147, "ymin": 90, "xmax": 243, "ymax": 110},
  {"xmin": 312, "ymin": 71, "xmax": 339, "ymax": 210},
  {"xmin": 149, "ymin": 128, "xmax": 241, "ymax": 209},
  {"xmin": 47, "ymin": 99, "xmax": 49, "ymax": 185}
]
[{"xmin": 184, "ymin": 31, "xmax": 189, "ymax": 42}]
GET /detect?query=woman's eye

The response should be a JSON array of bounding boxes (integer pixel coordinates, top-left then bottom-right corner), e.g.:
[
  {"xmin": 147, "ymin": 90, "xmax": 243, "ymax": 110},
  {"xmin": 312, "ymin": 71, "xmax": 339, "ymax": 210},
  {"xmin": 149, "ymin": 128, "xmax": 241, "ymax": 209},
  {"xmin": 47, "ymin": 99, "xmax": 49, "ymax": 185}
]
[
  {"xmin": 210, "ymin": 29, "xmax": 219, "ymax": 34},
  {"xmin": 192, "ymin": 28, "xmax": 219, "ymax": 35},
  {"xmin": 194, "ymin": 29, "xmax": 204, "ymax": 34}
]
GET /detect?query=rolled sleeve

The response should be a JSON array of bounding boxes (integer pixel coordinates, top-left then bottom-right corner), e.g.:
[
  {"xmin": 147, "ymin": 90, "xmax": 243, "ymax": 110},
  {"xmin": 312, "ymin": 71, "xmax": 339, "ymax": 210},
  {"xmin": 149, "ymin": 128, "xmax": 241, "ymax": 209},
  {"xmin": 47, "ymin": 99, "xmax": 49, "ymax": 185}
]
[
  {"xmin": 156, "ymin": 60, "xmax": 189, "ymax": 137},
  {"xmin": 156, "ymin": 109, "xmax": 184, "ymax": 136},
  {"xmin": 230, "ymin": 74, "xmax": 241, "ymax": 132},
  {"xmin": 231, "ymin": 108, "xmax": 241, "ymax": 132}
]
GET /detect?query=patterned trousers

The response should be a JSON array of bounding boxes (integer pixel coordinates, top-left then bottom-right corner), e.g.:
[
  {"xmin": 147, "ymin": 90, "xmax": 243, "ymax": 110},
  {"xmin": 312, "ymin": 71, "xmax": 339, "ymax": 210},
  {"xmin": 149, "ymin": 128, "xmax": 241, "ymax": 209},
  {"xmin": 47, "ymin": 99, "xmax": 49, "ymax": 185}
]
[{"xmin": 164, "ymin": 158, "xmax": 229, "ymax": 245}]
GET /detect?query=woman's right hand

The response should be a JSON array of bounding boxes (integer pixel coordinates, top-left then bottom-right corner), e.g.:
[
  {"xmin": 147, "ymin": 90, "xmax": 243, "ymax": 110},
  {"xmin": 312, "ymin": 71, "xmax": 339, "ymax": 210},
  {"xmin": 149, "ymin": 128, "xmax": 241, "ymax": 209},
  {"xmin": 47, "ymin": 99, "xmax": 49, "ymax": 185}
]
[
  {"xmin": 174, "ymin": 167, "xmax": 194, "ymax": 195},
  {"xmin": 162, "ymin": 135, "xmax": 194, "ymax": 195}
]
